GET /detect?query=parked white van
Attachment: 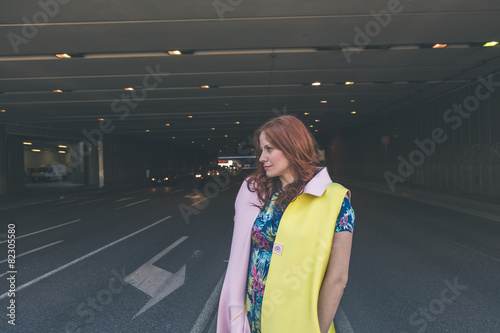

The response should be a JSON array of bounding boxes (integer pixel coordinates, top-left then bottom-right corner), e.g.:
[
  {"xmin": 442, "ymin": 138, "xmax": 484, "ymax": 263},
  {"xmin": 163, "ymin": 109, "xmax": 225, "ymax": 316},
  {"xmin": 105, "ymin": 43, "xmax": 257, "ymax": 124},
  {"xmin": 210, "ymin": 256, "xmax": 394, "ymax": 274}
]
[{"xmin": 45, "ymin": 163, "xmax": 67, "ymax": 181}]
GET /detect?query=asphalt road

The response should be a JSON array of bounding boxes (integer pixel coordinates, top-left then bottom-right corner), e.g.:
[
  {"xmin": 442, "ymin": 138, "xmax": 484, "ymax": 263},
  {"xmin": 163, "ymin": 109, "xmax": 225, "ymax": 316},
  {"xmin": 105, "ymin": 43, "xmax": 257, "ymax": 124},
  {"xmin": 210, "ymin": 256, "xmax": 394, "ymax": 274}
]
[
  {"xmin": 340, "ymin": 184, "xmax": 500, "ymax": 333},
  {"xmin": 0, "ymin": 177, "xmax": 237, "ymax": 333},
  {"xmin": 0, "ymin": 178, "xmax": 499, "ymax": 332}
]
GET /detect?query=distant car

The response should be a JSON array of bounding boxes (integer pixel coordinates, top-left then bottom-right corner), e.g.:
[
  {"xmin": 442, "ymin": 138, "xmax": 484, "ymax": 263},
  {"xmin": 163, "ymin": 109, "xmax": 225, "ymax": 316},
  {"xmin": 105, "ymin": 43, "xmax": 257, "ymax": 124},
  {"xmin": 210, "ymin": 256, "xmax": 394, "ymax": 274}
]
[
  {"xmin": 29, "ymin": 164, "xmax": 67, "ymax": 183},
  {"xmin": 148, "ymin": 170, "xmax": 178, "ymax": 186},
  {"xmin": 193, "ymin": 169, "xmax": 207, "ymax": 187},
  {"xmin": 207, "ymin": 166, "xmax": 225, "ymax": 176}
]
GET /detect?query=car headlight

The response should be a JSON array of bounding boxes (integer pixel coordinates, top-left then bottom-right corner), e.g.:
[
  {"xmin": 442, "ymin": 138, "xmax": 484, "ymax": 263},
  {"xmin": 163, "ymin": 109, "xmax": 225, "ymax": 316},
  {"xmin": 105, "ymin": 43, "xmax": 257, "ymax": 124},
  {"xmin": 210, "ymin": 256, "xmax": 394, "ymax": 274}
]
[
  {"xmin": 164, "ymin": 177, "xmax": 168, "ymax": 181},
  {"xmin": 195, "ymin": 174, "xmax": 201, "ymax": 178}
]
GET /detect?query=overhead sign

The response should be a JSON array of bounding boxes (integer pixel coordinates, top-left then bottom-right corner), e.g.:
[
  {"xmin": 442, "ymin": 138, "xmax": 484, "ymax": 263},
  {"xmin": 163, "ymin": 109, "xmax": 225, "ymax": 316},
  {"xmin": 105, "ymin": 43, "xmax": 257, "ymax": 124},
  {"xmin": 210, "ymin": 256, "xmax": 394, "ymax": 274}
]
[{"xmin": 381, "ymin": 136, "xmax": 391, "ymax": 145}]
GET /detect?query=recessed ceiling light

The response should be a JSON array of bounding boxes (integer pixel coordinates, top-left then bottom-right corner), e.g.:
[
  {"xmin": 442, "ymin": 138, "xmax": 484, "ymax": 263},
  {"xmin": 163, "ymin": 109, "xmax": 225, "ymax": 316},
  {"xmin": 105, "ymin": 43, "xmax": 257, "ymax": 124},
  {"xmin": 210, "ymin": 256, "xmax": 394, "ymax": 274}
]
[
  {"xmin": 53, "ymin": 89, "xmax": 63, "ymax": 93},
  {"xmin": 191, "ymin": 141, "xmax": 195, "ymax": 143},
  {"xmin": 172, "ymin": 137, "xmax": 176, "ymax": 139},
  {"xmin": 58, "ymin": 145, "xmax": 67, "ymax": 148},
  {"xmin": 145, "ymin": 129, "xmax": 150, "ymax": 132},
  {"xmin": 23, "ymin": 142, "xmax": 32, "ymax": 145},
  {"xmin": 224, "ymin": 134, "xmax": 228, "ymax": 137},
  {"xmin": 483, "ymin": 41, "xmax": 499, "ymax": 47},
  {"xmin": 311, "ymin": 82, "xmax": 321, "ymax": 86},
  {"xmin": 315, "ymin": 130, "xmax": 318, "ymax": 132},
  {"xmin": 432, "ymin": 44, "xmax": 447, "ymax": 48},
  {"xmin": 124, "ymin": 87, "xmax": 134, "ymax": 91},
  {"xmin": 235, "ymin": 121, "xmax": 240, "ymax": 124},
  {"xmin": 208, "ymin": 138, "xmax": 211, "ymax": 140},
  {"xmin": 32, "ymin": 149, "xmax": 41, "ymax": 152},
  {"xmin": 201, "ymin": 85, "xmax": 210, "ymax": 89},
  {"xmin": 58, "ymin": 151, "xmax": 66, "ymax": 154},
  {"xmin": 320, "ymin": 100, "xmax": 327, "ymax": 104},
  {"xmin": 165, "ymin": 123, "xmax": 170, "ymax": 126},
  {"xmin": 187, "ymin": 115, "xmax": 193, "ymax": 118},
  {"xmin": 1, "ymin": 109, "xmax": 5, "ymax": 113},
  {"xmin": 98, "ymin": 118, "xmax": 104, "ymax": 121},
  {"xmin": 211, "ymin": 127, "xmax": 215, "ymax": 130},
  {"xmin": 168, "ymin": 50, "xmax": 182, "ymax": 55},
  {"xmin": 315, "ymin": 119, "xmax": 320, "ymax": 122},
  {"xmin": 309, "ymin": 125, "xmax": 314, "ymax": 128},
  {"xmin": 345, "ymin": 81, "xmax": 355, "ymax": 85},
  {"xmin": 304, "ymin": 112, "xmax": 310, "ymax": 115},
  {"xmin": 350, "ymin": 99, "xmax": 356, "ymax": 102},
  {"xmin": 351, "ymin": 111, "xmax": 357, "ymax": 114},
  {"xmin": 55, "ymin": 53, "xmax": 71, "ymax": 59}
]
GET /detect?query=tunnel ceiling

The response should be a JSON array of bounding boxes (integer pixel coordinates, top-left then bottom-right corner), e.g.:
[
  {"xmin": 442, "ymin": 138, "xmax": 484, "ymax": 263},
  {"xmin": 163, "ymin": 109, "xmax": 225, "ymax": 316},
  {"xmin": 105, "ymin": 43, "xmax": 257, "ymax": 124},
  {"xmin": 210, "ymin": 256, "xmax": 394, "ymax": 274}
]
[{"xmin": 1, "ymin": 0, "xmax": 500, "ymax": 148}]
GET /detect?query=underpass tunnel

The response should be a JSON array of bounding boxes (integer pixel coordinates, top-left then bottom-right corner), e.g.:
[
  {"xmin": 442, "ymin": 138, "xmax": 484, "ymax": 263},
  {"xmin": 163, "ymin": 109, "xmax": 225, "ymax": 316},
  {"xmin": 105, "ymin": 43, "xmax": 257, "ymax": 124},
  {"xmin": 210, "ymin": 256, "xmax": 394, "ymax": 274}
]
[
  {"xmin": 1, "ymin": 3, "xmax": 500, "ymax": 332},
  {"xmin": 1, "ymin": 70, "xmax": 500, "ymax": 203}
]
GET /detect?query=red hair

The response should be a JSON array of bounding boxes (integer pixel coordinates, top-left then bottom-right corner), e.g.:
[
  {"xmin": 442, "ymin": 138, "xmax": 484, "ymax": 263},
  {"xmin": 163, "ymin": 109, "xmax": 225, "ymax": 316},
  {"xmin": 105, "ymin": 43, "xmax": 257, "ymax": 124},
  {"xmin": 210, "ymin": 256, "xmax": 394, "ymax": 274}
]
[{"xmin": 247, "ymin": 115, "xmax": 320, "ymax": 210}]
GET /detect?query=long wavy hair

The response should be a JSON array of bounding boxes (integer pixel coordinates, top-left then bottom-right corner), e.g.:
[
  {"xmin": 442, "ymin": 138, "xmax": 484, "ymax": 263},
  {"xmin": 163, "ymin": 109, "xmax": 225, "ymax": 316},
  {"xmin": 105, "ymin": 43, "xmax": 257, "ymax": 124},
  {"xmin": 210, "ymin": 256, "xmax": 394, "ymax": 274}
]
[{"xmin": 247, "ymin": 115, "xmax": 321, "ymax": 210}]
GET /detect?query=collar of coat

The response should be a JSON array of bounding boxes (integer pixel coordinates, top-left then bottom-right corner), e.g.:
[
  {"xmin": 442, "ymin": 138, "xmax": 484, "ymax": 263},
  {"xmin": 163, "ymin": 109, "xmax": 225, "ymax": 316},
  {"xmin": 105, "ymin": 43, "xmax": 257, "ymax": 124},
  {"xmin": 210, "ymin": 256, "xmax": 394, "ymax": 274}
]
[
  {"xmin": 302, "ymin": 166, "xmax": 332, "ymax": 196},
  {"xmin": 252, "ymin": 166, "xmax": 333, "ymax": 205}
]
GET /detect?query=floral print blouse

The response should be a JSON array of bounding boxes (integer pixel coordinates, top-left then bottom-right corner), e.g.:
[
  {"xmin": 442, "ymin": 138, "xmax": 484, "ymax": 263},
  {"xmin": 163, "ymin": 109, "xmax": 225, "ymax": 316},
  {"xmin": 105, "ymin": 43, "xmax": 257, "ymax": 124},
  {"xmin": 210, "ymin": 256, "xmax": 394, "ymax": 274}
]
[{"xmin": 245, "ymin": 192, "xmax": 355, "ymax": 332}]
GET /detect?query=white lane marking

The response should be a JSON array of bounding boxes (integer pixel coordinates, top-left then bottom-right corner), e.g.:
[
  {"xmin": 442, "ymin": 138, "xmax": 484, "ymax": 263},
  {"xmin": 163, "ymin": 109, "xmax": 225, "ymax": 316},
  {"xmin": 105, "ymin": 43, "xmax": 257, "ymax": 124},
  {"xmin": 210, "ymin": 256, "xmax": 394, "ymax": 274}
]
[
  {"xmin": 335, "ymin": 307, "xmax": 355, "ymax": 333},
  {"xmin": 439, "ymin": 236, "xmax": 500, "ymax": 263},
  {"xmin": 191, "ymin": 197, "xmax": 209, "ymax": 207},
  {"xmin": 189, "ymin": 272, "xmax": 225, "ymax": 333},
  {"xmin": 77, "ymin": 198, "xmax": 105, "ymax": 205},
  {"xmin": 0, "ymin": 216, "xmax": 171, "ymax": 300},
  {"xmin": 115, "ymin": 197, "xmax": 136, "ymax": 202},
  {"xmin": 114, "ymin": 194, "xmax": 148, "ymax": 202},
  {"xmin": 0, "ymin": 240, "xmax": 64, "ymax": 264},
  {"xmin": 0, "ymin": 219, "xmax": 81, "ymax": 244},
  {"xmin": 125, "ymin": 236, "xmax": 188, "ymax": 319},
  {"xmin": 171, "ymin": 189, "xmax": 183, "ymax": 194},
  {"xmin": 115, "ymin": 198, "xmax": 150, "ymax": 210}
]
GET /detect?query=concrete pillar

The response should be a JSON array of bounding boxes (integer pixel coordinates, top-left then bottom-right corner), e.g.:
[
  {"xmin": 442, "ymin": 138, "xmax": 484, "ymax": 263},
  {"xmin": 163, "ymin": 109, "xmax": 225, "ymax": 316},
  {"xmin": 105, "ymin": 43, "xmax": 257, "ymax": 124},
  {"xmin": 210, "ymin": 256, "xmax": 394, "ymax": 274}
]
[
  {"xmin": 85, "ymin": 142, "xmax": 100, "ymax": 187},
  {"xmin": 98, "ymin": 140, "xmax": 104, "ymax": 188}
]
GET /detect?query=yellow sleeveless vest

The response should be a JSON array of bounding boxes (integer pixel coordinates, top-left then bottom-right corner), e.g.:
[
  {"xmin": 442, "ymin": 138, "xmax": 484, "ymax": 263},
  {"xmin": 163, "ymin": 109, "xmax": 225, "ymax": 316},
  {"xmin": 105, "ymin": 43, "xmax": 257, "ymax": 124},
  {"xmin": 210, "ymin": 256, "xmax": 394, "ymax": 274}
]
[{"xmin": 260, "ymin": 182, "xmax": 348, "ymax": 333}]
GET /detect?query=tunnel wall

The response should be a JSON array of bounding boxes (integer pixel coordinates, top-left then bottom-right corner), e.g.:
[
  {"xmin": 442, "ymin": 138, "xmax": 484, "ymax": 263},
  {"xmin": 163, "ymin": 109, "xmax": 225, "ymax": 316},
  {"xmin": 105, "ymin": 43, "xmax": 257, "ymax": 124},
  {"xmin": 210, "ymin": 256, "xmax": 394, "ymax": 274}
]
[
  {"xmin": 0, "ymin": 124, "xmax": 208, "ymax": 195},
  {"xmin": 328, "ymin": 72, "xmax": 500, "ymax": 203}
]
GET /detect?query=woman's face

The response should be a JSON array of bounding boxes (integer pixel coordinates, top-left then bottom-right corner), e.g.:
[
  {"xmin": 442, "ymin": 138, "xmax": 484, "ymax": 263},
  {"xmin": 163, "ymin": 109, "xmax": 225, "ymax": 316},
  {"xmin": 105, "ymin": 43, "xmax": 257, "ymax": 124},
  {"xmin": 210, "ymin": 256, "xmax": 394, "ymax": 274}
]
[{"xmin": 258, "ymin": 132, "xmax": 294, "ymax": 187}]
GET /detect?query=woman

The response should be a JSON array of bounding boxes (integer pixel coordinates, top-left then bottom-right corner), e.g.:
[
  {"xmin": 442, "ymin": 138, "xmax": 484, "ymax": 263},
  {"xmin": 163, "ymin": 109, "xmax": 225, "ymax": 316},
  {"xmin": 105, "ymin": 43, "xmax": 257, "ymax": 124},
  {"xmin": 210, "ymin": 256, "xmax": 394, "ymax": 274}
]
[{"xmin": 217, "ymin": 115, "xmax": 355, "ymax": 333}]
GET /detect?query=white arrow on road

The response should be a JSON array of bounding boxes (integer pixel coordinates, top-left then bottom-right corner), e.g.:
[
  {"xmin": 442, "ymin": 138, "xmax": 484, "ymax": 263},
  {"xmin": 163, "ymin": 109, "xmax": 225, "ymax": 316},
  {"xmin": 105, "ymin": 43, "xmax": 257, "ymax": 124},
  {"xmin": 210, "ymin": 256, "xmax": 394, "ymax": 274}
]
[{"xmin": 125, "ymin": 236, "xmax": 189, "ymax": 318}]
